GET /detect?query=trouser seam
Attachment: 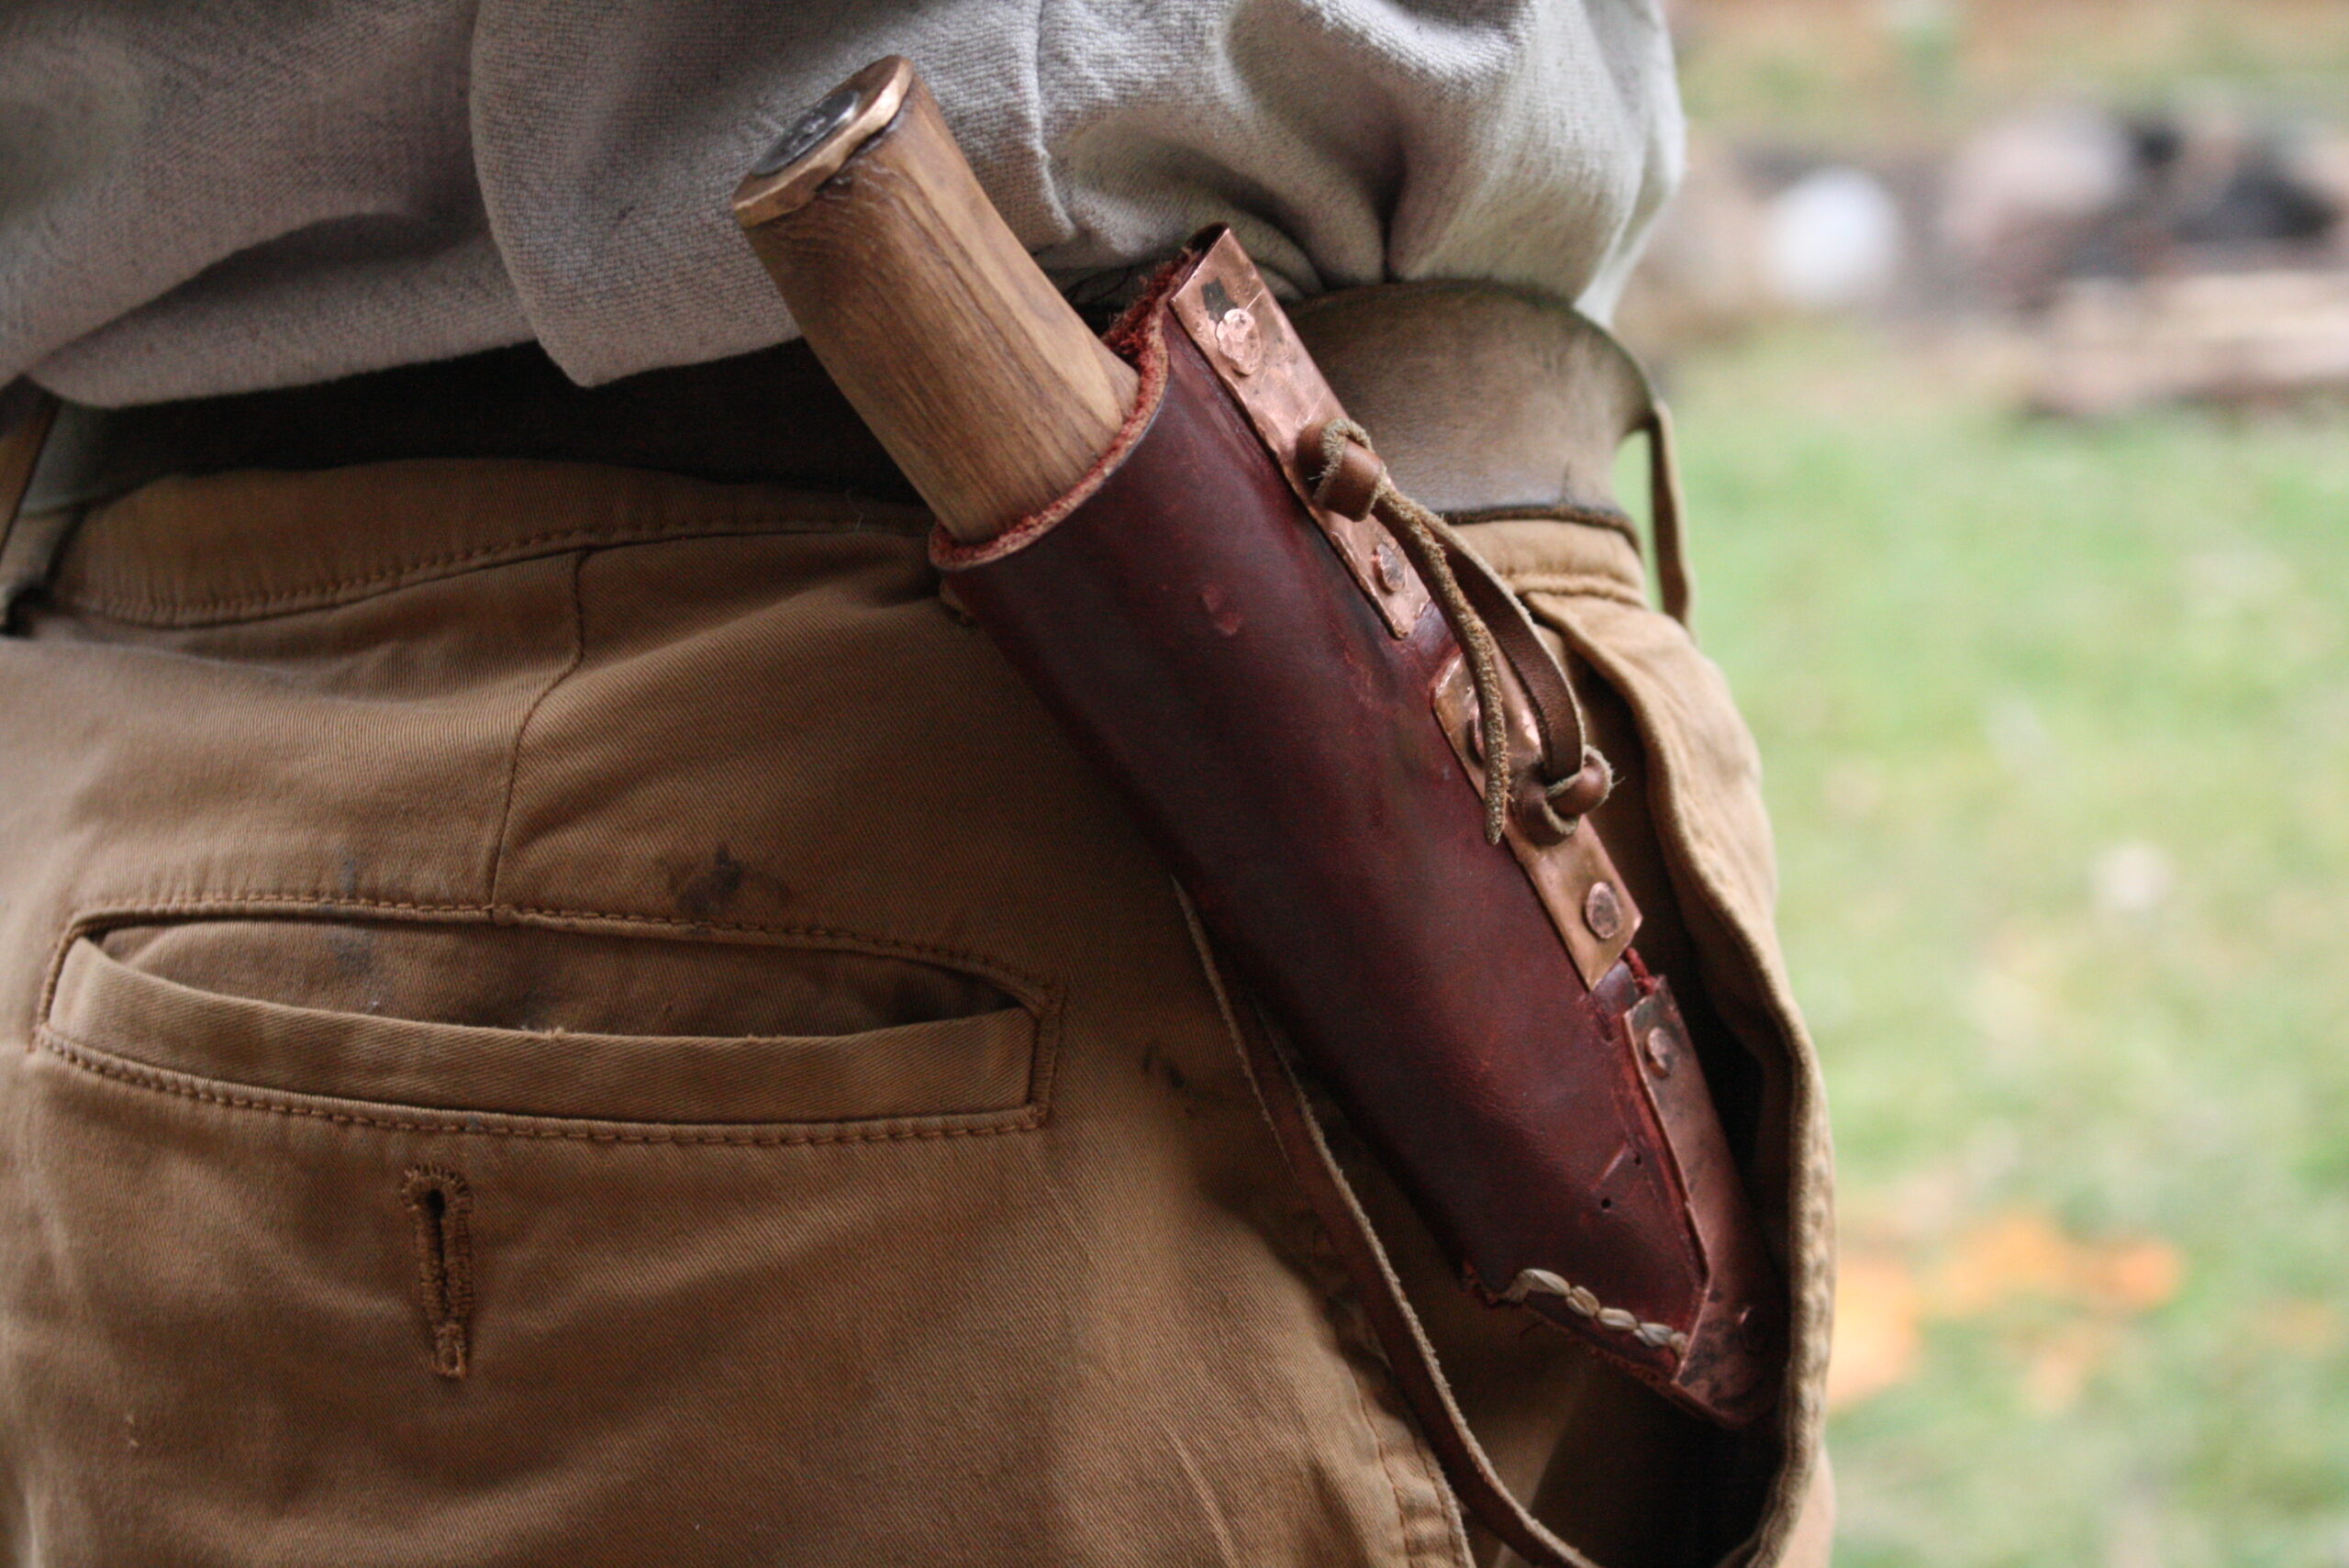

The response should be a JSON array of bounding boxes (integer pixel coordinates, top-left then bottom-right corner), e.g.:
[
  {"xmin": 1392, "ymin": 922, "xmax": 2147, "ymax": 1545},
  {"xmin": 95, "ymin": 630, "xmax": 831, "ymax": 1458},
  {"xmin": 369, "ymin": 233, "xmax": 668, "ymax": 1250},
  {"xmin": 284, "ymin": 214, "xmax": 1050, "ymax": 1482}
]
[
  {"xmin": 53, "ymin": 510, "xmax": 930, "ymax": 628},
  {"xmin": 1181, "ymin": 884, "xmax": 1469, "ymax": 1566},
  {"xmin": 487, "ymin": 549, "xmax": 587, "ymax": 906},
  {"xmin": 1333, "ymin": 1282, "xmax": 1468, "ymax": 1568}
]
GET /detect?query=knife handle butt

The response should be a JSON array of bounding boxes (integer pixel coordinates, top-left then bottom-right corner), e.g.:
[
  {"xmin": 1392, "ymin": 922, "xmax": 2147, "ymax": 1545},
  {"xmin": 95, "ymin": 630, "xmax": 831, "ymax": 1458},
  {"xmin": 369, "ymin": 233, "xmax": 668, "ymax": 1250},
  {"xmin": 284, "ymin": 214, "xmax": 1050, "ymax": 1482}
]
[{"xmin": 734, "ymin": 57, "xmax": 1139, "ymax": 543}]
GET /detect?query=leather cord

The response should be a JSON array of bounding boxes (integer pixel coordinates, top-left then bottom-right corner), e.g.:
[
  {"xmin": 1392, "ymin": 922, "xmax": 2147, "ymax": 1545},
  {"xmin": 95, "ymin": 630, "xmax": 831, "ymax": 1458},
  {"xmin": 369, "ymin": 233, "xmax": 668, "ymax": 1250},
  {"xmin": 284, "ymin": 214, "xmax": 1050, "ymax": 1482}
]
[
  {"xmin": 1425, "ymin": 529, "xmax": 1615, "ymax": 840},
  {"xmin": 1308, "ymin": 418, "xmax": 1613, "ymax": 845},
  {"xmin": 1179, "ymin": 887, "xmax": 1603, "ymax": 1568}
]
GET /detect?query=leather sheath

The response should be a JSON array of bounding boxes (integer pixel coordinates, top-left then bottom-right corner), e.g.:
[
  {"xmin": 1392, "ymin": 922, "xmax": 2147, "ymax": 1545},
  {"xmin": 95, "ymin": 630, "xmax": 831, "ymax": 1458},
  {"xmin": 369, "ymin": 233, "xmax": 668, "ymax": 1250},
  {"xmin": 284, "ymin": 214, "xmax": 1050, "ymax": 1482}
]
[{"xmin": 938, "ymin": 235, "xmax": 1780, "ymax": 1428}]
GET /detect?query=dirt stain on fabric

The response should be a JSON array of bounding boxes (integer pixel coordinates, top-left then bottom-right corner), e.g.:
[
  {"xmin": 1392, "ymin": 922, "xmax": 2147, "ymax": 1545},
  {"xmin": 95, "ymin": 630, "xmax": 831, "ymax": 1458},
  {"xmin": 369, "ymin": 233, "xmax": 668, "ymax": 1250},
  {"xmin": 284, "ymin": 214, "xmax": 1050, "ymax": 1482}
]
[
  {"xmin": 1141, "ymin": 1042, "xmax": 1244, "ymax": 1118},
  {"xmin": 676, "ymin": 848, "xmax": 749, "ymax": 918}
]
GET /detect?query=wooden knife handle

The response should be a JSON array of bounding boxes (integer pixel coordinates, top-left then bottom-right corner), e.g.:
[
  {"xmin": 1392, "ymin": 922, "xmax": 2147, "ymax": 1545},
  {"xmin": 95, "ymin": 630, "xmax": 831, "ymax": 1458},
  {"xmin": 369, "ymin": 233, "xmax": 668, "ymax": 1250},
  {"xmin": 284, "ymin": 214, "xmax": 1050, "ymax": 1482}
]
[{"xmin": 733, "ymin": 57, "xmax": 1139, "ymax": 543}]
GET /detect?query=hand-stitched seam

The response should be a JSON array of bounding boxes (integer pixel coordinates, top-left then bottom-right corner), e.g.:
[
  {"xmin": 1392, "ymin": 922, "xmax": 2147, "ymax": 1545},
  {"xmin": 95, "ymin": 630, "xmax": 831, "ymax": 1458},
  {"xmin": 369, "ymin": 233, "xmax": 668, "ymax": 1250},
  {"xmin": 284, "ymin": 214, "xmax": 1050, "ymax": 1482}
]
[
  {"xmin": 487, "ymin": 550, "xmax": 587, "ymax": 905},
  {"xmin": 39, "ymin": 1027, "xmax": 1048, "ymax": 1146},
  {"xmin": 60, "ymin": 511, "xmax": 926, "ymax": 627},
  {"xmin": 1492, "ymin": 1268, "xmax": 1689, "ymax": 1354}
]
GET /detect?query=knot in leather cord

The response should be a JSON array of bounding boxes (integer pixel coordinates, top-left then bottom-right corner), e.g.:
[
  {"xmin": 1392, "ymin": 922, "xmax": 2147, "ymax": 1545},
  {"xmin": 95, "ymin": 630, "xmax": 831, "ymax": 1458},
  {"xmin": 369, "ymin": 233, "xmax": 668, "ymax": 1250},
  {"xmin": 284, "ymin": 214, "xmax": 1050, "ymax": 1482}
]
[
  {"xmin": 1530, "ymin": 749, "xmax": 1613, "ymax": 846},
  {"xmin": 1303, "ymin": 417, "xmax": 1610, "ymax": 846}
]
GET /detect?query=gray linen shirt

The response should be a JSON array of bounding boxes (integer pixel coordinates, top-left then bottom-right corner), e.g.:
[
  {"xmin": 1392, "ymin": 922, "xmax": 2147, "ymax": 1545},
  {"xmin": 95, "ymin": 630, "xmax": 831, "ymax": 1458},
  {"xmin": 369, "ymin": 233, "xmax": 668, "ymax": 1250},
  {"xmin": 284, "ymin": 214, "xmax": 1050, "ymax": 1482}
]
[{"xmin": 0, "ymin": 1, "xmax": 1681, "ymax": 406}]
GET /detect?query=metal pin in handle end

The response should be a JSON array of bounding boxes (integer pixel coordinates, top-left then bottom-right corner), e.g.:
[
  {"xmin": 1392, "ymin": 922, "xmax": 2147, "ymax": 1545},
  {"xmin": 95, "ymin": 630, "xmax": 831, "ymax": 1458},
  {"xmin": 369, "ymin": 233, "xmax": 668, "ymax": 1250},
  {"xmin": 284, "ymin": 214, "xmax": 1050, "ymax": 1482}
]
[
  {"xmin": 727, "ymin": 54, "xmax": 1138, "ymax": 541},
  {"xmin": 732, "ymin": 56, "xmax": 915, "ymax": 229}
]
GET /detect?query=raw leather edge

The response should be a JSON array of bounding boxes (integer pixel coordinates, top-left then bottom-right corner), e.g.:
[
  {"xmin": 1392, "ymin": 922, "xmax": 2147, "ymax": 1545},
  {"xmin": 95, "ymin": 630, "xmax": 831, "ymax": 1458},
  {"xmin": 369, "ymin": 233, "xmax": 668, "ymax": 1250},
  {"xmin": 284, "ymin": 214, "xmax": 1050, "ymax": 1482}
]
[{"xmin": 930, "ymin": 259, "xmax": 1185, "ymax": 573}]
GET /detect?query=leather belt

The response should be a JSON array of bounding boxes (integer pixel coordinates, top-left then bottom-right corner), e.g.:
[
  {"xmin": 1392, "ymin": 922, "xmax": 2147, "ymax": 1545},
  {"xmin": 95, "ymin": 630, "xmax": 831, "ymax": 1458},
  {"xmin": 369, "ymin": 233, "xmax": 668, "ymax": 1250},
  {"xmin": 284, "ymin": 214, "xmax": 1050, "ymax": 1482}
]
[{"xmin": 19, "ymin": 339, "xmax": 918, "ymax": 518}]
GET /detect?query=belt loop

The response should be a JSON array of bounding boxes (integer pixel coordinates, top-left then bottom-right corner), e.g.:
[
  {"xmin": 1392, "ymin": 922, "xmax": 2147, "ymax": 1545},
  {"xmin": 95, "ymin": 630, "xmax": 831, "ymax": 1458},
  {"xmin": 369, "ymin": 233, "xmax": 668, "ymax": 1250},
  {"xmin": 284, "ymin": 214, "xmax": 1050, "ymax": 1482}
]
[
  {"xmin": 0, "ymin": 379, "xmax": 65, "ymax": 633},
  {"xmin": 1579, "ymin": 314, "xmax": 1697, "ymax": 633},
  {"xmin": 1642, "ymin": 401, "xmax": 1695, "ymax": 628}
]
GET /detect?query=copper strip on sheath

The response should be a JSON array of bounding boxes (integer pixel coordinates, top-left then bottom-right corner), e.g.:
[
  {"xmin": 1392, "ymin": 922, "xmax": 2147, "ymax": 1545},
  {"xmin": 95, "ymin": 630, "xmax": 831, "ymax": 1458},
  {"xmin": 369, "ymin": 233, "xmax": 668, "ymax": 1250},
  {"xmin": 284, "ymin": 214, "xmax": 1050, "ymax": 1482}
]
[
  {"xmin": 1167, "ymin": 231, "xmax": 1432, "ymax": 639},
  {"xmin": 1430, "ymin": 651, "xmax": 1642, "ymax": 986}
]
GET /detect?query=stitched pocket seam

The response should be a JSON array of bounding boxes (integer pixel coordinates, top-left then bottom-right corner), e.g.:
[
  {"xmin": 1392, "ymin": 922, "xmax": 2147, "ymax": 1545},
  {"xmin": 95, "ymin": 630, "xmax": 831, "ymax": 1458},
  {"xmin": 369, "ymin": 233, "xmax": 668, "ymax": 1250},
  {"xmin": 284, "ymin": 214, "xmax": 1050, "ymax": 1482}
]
[
  {"xmin": 61, "ymin": 511, "xmax": 930, "ymax": 628},
  {"xmin": 38, "ymin": 898, "xmax": 1065, "ymax": 1140},
  {"xmin": 37, "ymin": 1023, "xmax": 1049, "ymax": 1146}
]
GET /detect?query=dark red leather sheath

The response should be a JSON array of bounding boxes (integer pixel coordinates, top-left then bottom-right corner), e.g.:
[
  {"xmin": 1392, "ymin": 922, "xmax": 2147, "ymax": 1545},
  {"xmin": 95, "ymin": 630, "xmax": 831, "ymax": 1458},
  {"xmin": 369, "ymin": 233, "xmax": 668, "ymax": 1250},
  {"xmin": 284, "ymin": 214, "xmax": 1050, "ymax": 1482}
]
[{"xmin": 938, "ymin": 236, "xmax": 1780, "ymax": 1427}]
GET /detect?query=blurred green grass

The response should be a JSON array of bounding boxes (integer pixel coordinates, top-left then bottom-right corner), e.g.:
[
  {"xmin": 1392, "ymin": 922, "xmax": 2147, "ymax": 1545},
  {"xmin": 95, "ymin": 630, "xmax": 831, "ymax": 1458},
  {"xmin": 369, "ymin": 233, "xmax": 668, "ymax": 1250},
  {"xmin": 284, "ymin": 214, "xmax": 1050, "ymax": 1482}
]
[
  {"xmin": 1676, "ymin": 0, "xmax": 2349, "ymax": 150},
  {"xmin": 1658, "ymin": 324, "xmax": 2349, "ymax": 1566}
]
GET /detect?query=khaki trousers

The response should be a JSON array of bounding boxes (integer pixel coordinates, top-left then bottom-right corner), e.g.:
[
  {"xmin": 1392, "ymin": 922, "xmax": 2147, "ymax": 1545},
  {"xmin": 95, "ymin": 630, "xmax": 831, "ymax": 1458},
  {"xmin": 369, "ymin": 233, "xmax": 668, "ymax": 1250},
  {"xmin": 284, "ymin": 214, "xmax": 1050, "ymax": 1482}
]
[{"xmin": 0, "ymin": 439, "xmax": 1831, "ymax": 1562}]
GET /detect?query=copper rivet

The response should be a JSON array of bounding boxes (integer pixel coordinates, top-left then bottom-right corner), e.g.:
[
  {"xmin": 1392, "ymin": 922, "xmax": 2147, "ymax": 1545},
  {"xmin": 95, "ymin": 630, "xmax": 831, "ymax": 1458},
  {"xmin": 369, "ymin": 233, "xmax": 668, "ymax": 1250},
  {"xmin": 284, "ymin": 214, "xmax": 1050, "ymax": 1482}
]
[
  {"xmin": 1374, "ymin": 540, "xmax": 1407, "ymax": 594},
  {"xmin": 1213, "ymin": 306, "xmax": 1264, "ymax": 376},
  {"xmin": 1583, "ymin": 880, "xmax": 1623, "ymax": 941},
  {"xmin": 1642, "ymin": 1027, "xmax": 1675, "ymax": 1077}
]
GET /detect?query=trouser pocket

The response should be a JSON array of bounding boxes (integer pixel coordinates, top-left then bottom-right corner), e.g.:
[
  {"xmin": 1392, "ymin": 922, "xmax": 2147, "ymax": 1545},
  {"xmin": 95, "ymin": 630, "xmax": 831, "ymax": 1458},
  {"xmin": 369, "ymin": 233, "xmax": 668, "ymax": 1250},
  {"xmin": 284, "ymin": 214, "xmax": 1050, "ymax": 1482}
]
[{"xmin": 6, "ymin": 914, "xmax": 1062, "ymax": 1566}]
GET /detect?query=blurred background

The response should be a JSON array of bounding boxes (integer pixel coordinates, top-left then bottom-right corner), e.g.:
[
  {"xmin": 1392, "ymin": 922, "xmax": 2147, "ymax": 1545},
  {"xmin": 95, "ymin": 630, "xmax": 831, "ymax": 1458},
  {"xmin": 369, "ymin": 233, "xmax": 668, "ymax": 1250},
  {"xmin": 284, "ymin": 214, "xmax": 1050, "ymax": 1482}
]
[{"xmin": 1612, "ymin": 2, "xmax": 2349, "ymax": 1562}]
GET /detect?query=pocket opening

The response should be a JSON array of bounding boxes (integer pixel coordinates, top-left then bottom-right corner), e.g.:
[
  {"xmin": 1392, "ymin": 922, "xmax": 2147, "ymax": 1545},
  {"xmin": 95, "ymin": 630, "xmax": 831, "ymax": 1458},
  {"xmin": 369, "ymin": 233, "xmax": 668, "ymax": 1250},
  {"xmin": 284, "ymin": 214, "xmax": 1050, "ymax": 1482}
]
[
  {"xmin": 98, "ymin": 918, "xmax": 1014, "ymax": 1040},
  {"xmin": 43, "ymin": 922, "xmax": 1052, "ymax": 1131}
]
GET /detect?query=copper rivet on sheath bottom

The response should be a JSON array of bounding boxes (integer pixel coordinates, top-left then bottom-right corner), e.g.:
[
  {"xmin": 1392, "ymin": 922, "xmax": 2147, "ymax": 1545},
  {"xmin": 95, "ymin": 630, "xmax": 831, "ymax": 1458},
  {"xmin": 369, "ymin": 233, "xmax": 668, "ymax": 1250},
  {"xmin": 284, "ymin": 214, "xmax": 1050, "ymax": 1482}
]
[
  {"xmin": 1583, "ymin": 880, "xmax": 1624, "ymax": 941},
  {"xmin": 1374, "ymin": 540, "xmax": 1407, "ymax": 594}
]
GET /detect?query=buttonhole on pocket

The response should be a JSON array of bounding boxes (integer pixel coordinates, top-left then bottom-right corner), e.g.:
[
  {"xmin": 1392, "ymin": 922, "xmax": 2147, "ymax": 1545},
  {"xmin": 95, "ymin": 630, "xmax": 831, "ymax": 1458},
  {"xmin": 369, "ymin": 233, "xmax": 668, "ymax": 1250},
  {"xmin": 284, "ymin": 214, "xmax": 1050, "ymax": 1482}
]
[{"xmin": 401, "ymin": 1166, "xmax": 474, "ymax": 1380}]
